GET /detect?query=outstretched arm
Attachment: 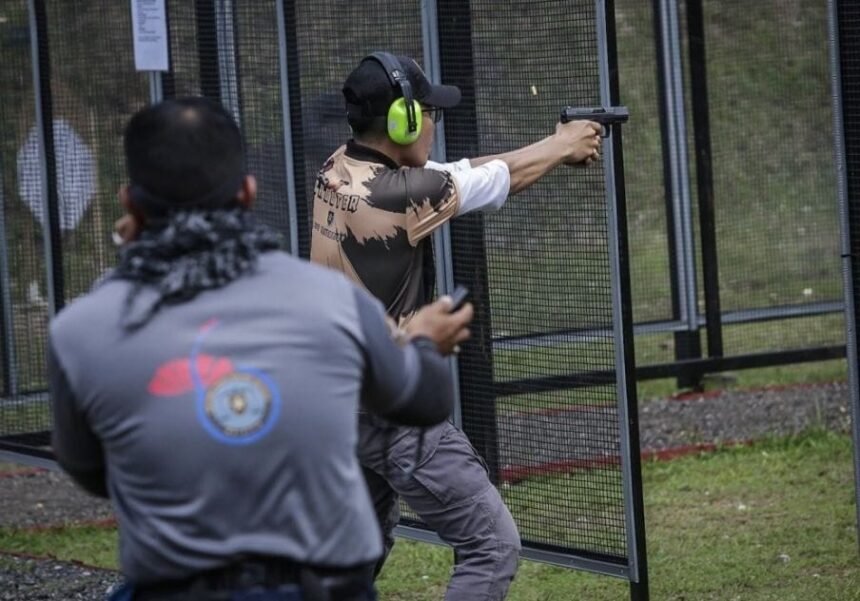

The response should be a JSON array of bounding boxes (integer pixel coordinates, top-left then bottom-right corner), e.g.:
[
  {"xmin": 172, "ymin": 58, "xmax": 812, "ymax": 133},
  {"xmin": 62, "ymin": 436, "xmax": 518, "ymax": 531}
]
[{"xmin": 471, "ymin": 119, "xmax": 602, "ymax": 194}]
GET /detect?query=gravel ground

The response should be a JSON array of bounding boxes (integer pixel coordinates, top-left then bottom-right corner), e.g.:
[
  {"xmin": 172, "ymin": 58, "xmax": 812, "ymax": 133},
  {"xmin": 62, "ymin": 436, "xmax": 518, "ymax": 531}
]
[
  {"xmin": 0, "ymin": 554, "xmax": 122, "ymax": 601},
  {"xmin": 0, "ymin": 381, "xmax": 853, "ymax": 599},
  {"xmin": 0, "ymin": 468, "xmax": 113, "ymax": 529},
  {"xmin": 500, "ymin": 381, "xmax": 852, "ymax": 472},
  {"xmin": 638, "ymin": 381, "xmax": 853, "ymax": 449}
]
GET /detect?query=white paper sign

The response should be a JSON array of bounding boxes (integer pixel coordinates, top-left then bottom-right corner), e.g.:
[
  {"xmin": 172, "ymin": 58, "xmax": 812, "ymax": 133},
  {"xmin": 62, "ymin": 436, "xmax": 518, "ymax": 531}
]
[{"xmin": 131, "ymin": 0, "xmax": 169, "ymax": 72}]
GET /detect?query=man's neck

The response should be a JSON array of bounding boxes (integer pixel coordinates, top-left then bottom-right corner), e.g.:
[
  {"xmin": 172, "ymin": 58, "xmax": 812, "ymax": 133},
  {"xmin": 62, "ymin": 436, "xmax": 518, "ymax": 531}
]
[{"xmin": 352, "ymin": 137, "xmax": 404, "ymax": 167}]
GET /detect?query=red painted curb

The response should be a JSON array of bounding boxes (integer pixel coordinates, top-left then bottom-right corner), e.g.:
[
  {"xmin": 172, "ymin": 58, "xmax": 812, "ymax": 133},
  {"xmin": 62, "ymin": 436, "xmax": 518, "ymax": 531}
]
[
  {"xmin": 669, "ymin": 380, "xmax": 847, "ymax": 402},
  {"xmin": 504, "ymin": 402, "xmax": 616, "ymax": 419},
  {"xmin": 9, "ymin": 517, "xmax": 118, "ymax": 534},
  {"xmin": 0, "ymin": 468, "xmax": 47, "ymax": 480},
  {"xmin": 500, "ymin": 440, "xmax": 754, "ymax": 484}
]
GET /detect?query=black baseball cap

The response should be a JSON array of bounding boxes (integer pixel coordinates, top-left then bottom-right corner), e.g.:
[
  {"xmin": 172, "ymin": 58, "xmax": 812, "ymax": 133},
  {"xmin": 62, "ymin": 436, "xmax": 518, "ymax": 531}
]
[{"xmin": 343, "ymin": 54, "xmax": 461, "ymax": 118}]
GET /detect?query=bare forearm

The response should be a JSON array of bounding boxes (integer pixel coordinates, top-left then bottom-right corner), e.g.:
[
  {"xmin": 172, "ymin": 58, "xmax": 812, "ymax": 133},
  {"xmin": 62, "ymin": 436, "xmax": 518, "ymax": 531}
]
[
  {"xmin": 470, "ymin": 135, "xmax": 567, "ymax": 195},
  {"xmin": 468, "ymin": 120, "xmax": 601, "ymax": 196}
]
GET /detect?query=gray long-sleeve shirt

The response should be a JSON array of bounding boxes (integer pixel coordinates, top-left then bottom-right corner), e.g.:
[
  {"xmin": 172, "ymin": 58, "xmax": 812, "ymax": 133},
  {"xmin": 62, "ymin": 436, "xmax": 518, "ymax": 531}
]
[{"xmin": 48, "ymin": 251, "xmax": 453, "ymax": 584}]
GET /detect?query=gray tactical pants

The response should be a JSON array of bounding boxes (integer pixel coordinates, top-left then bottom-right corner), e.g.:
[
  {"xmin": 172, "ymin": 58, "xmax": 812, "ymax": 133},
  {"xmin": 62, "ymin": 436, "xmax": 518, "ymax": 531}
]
[{"xmin": 358, "ymin": 414, "xmax": 521, "ymax": 601}]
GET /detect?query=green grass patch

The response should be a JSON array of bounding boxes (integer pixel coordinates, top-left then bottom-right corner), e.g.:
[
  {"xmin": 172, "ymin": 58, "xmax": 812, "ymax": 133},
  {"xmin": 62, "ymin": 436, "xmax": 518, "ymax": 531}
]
[
  {"xmin": 3, "ymin": 432, "xmax": 856, "ymax": 600},
  {"xmin": 0, "ymin": 523, "xmax": 118, "ymax": 570},
  {"xmin": 378, "ymin": 431, "xmax": 860, "ymax": 600}
]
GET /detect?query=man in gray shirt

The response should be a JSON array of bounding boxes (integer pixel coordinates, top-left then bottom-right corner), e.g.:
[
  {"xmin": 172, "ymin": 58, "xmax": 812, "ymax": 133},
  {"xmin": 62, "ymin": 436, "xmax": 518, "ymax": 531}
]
[{"xmin": 49, "ymin": 97, "xmax": 473, "ymax": 600}]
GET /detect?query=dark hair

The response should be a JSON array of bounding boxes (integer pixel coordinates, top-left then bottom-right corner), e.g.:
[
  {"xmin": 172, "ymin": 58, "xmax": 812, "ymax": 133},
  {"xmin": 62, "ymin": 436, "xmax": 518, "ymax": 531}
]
[
  {"xmin": 124, "ymin": 97, "xmax": 244, "ymax": 213},
  {"xmin": 346, "ymin": 113, "xmax": 388, "ymax": 139}
]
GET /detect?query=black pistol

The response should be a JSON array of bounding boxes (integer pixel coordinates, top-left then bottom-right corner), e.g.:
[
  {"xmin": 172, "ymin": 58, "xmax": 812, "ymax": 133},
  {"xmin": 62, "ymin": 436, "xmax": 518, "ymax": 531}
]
[{"xmin": 559, "ymin": 106, "xmax": 629, "ymax": 137}]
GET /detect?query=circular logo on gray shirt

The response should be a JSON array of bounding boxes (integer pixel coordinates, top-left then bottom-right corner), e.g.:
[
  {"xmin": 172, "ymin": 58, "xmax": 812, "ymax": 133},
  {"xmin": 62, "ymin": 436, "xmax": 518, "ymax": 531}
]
[{"xmin": 203, "ymin": 371, "xmax": 277, "ymax": 442}]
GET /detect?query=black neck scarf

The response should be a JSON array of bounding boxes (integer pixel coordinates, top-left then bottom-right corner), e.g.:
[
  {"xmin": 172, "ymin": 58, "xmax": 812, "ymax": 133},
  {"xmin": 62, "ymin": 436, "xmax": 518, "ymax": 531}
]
[{"xmin": 114, "ymin": 208, "xmax": 282, "ymax": 329}]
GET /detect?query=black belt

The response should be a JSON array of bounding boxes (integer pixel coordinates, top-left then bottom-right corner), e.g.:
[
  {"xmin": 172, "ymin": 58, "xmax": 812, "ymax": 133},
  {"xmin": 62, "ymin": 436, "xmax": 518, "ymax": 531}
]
[{"xmin": 133, "ymin": 555, "xmax": 376, "ymax": 600}]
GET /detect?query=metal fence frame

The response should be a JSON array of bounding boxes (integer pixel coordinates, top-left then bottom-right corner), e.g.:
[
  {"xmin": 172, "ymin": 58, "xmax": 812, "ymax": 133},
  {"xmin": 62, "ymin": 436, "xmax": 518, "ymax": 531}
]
[{"xmin": 830, "ymin": 0, "xmax": 860, "ymax": 552}]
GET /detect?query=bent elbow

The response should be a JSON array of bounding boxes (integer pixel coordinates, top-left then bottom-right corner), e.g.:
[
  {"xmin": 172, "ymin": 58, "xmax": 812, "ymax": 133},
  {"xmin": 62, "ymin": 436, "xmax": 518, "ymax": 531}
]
[{"xmin": 380, "ymin": 347, "xmax": 454, "ymax": 426}]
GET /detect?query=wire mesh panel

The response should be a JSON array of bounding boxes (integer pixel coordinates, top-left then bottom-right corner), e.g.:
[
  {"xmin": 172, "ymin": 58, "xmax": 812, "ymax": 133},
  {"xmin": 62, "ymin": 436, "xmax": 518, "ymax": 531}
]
[
  {"xmin": 833, "ymin": 0, "xmax": 860, "ymax": 554},
  {"xmin": 615, "ymin": 0, "xmax": 674, "ymax": 330},
  {"xmin": 702, "ymin": 0, "xmax": 843, "ymax": 356},
  {"xmin": 163, "ymin": 1, "xmax": 294, "ymax": 246},
  {"xmin": 163, "ymin": 0, "xmax": 202, "ymax": 98},
  {"xmin": 0, "ymin": 1, "xmax": 147, "ymax": 451},
  {"xmin": 0, "ymin": 0, "xmax": 50, "ymax": 446},
  {"xmin": 234, "ymin": 2, "xmax": 292, "ymax": 241},
  {"xmin": 837, "ymin": 0, "xmax": 860, "ymax": 332},
  {"xmin": 443, "ymin": 0, "xmax": 632, "ymax": 567},
  {"xmin": 282, "ymin": 0, "xmax": 434, "ymax": 535},
  {"xmin": 286, "ymin": 0, "xmax": 425, "ymax": 257},
  {"xmin": 44, "ymin": 0, "xmax": 148, "ymax": 308}
]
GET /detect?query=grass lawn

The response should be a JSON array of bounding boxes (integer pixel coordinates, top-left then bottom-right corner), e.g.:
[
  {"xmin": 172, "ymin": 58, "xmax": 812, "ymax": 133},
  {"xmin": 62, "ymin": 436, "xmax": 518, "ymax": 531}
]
[
  {"xmin": 1, "ymin": 430, "xmax": 856, "ymax": 600},
  {"xmin": 376, "ymin": 431, "xmax": 859, "ymax": 600}
]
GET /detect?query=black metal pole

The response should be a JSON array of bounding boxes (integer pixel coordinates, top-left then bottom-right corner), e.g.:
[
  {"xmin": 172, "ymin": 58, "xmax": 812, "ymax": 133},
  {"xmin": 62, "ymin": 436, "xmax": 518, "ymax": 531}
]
[
  {"xmin": 686, "ymin": 0, "xmax": 723, "ymax": 358},
  {"xmin": 30, "ymin": 0, "xmax": 64, "ymax": 314},
  {"xmin": 602, "ymin": 0, "xmax": 649, "ymax": 597},
  {"xmin": 831, "ymin": 0, "xmax": 860, "ymax": 554},
  {"xmin": 228, "ymin": 1, "xmax": 245, "ymax": 122},
  {"xmin": 194, "ymin": 0, "xmax": 221, "ymax": 101},
  {"xmin": 279, "ymin": 0, "xmax": 310, "ymax": 258},
  {"xmin": 160, "ymin": 0, "xmax": 176, "ymax": 99},
  {"xmin": 437, "ymin": 0, "xmax": 500, "ymax": 484},
  {"xmin": 651, "ymin": 0, "xmax": 701, "ymax": 389},
  {"xmin": 0, "ymin": 152, "xmax": 13, "ymax": 397}
]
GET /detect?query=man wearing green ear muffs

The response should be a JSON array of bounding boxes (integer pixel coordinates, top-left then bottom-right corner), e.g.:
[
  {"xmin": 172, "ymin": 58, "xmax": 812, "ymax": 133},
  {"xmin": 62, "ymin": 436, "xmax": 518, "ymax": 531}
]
[{"xmin": 310, "ymin": 52, "xmax": 601, "ymax": 601}]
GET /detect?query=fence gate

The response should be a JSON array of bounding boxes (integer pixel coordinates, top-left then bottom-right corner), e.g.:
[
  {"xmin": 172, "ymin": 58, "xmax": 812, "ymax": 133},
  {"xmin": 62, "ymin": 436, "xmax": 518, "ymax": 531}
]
[{"xmin": 404, "ymin": 0, "xmax": 649, "ymax": 595}]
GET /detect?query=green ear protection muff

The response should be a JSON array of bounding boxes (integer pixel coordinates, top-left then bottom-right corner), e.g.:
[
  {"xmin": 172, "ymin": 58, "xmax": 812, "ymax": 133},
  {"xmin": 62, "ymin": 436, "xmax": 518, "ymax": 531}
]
[
  {"xmin": 367, "ymin": 52, "xmax": 422, "ymax": 145},
  {"xmin": 387, "ymin": 96, "xmax": 422, "ymax": 145}
]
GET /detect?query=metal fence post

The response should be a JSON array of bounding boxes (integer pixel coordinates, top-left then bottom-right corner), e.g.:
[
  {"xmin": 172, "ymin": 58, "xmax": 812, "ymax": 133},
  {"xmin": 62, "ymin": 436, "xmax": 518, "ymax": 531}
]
[
  {"xmin": 193, "ymin": 0, "xmax": 242, "ymax": 122},
  {"xmin": 436, "ymin": 0, "xmax": 500, "ymax": 483},
  {"xmin": 275, "ymin": 0, "xmax": 300, "ymax": 256},
  {"xmin": 599, "ymin": 1, "xmax": 650, "ymax": 598},
  {"xmin": 214, "ymin": 0, "xmax": 242, "ymax": 122},
  {"xmin": 421, "ymin": 0, "xmax": 463, "ymax": 427},
  {"xmin": 685, "ymin": 0, "xmax": 723, "ymax": 359},
  {"xmin": 279, "ymin": 1, "xmax": 309, "ymax": 257},
  {"xmin": 160, "ymin": 1, "xmax": 176, "ymax": 99},
  {"xmin": 149, "ymin": 73, "xmax": 164, "ymax": 104},
  {"xmin": 653, "ymin": 0, "xmax": 701, "ymax": 388},
  {"xmin": 0, "ymin": 153, "xmax": 19, "ymax": 397},
  {"xmin": 194, "ymin": 0, "xmax": 221, "ymax": 101},
  {"xmin": 27, "ymin": 0, "xmax": 64, "ymax": 316},
  {"xmin": 829, "ymin": 0, "xmax": 860, "ymax": 554}
]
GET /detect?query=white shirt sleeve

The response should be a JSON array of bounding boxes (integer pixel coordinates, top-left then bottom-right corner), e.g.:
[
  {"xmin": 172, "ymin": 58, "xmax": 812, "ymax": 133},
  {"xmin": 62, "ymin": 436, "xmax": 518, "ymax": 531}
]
[{"xmin": 425, "ymin": 158, "xmax": 511, "ymax": 216}]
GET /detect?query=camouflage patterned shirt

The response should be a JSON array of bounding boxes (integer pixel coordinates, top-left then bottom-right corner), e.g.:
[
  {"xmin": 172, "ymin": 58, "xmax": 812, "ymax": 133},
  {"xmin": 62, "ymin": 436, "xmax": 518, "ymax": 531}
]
[{"xmin": 310, "ymin": 141, "xmax": 460, "ymax": 319}]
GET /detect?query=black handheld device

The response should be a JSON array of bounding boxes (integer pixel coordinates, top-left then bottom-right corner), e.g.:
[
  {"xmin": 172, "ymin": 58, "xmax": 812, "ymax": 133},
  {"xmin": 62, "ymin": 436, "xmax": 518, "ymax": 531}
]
[{"xmin": 448, "ymin": 285, "xmax": 470, "ymax": 311}]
